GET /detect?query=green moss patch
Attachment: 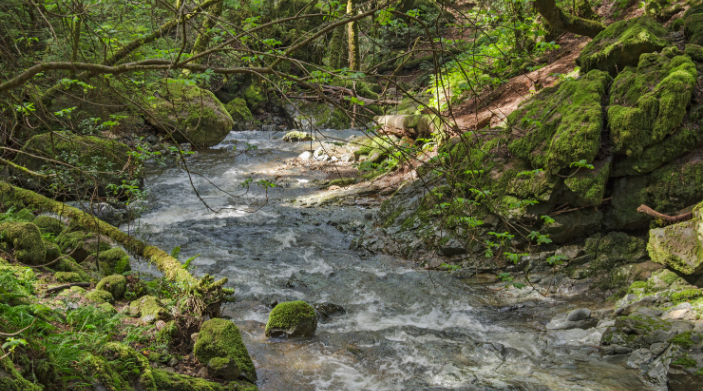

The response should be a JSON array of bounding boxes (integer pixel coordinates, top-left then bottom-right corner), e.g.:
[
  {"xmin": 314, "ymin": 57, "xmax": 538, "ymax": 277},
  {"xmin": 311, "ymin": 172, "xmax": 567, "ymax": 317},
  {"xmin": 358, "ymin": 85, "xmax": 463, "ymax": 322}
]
[
  {"xmin": 608, "ymin": 51, "xmax": 697, "ymax": 158},
  {"xmin": 507, "ymin": 70, "xmax": 611, "ymax": 174},
  {"xmin": 147, "ymin": 79, "xmax": 234, "ymax": 148},
  {"xmin": 96, "ymin": 274, "xmax": 128, "ymax": 300},
  {"xmin": 265, "ymin": 300, "xmax": 318, "ymax": 338},
  {"xmin": 33, "ymin": 215, "xmax": 65, "ymax": 236},
  {"xmin": 0, "ymin": 222, "xmax": 46, "ymax": 266},
  {"xmin": 193, "ymin": 318, "xmax": 257, "ymax": 381},
  {"xmin": 55, "ymin": 272, "xmax": 84, "ymax": 283},
  {"xmin": 85, "ymin": 289, "xmax": 114, "ymax": 304},
  {"xmin": 577, "ymin": 16, "xmax": 668, "ymax": 75}
]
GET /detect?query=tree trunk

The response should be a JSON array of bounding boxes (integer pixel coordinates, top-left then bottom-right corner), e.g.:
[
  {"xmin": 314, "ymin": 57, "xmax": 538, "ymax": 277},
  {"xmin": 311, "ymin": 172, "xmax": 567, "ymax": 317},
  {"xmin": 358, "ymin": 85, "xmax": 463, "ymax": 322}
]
[
  {"xmin": 329, "ymin": 22, "xmax": 348, "ymax": 69},
  {"xmin": 190, "ymin": 0, "xmax": 223, "ymax": 64},
  {"xmin": 347, "ymin": 0, "xmax": 360, "ymax": 71},
  {"xmin": 534, "ymin": 0, "xmax": 605, "ymax": 38}
]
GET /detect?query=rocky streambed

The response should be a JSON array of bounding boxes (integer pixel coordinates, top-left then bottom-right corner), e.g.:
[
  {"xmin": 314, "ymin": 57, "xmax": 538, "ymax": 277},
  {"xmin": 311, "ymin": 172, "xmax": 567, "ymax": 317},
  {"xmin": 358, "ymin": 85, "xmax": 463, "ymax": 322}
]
[{"xmin": 124, "ymin": 129, "xmax": 677, "ymax": 390}]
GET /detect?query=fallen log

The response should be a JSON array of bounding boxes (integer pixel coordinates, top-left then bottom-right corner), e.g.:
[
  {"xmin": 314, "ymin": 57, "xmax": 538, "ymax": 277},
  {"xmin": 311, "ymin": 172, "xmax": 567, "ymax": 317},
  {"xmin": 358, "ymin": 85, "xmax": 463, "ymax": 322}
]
[
  {"xmin": 0, "ymin": 181, "xmax": 232, "ymax": 316},
  {"xmin": 44, "ymin": 282, "xmax": 91, "ymax": 295}
]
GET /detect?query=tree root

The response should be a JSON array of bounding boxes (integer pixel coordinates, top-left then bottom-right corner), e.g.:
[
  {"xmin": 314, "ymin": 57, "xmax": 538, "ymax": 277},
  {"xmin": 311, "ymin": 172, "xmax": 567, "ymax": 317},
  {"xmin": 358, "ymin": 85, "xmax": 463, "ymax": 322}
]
[{"xmin": 637, "ymin": 204, "xmax": 693, "ymax": 223}]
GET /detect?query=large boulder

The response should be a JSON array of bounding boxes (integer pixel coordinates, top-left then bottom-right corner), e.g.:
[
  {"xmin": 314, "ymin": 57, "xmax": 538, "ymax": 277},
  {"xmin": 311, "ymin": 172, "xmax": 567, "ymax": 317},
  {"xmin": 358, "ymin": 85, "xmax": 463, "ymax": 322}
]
[
  {"xmin": 146, "ymin": 79, "xmax": 234, "ymax": 148},
  {"xmin": 193, "ymin": 318, "xmax": 257, "ymax": 382},
  {"xmin": 265, "ymin": 300, "xmax": 318, "ymax": 338},
  {"xmin": 0, "ymin": 222, "xmax": 46, "ymax": 265},
  {"xmin": 12, "ymin": 132, "xmax": 136, "ymax": 197},
  {"xmin": 224, "ymin": 97, "xmax": 254, "ymax": 131},
  {"xmin": 96, "ymin": 275, "xmax": 128, "ymax": 300},
  {"xmin": 33, "ymin": 215, "xmax": 65, "ymax": 237},
  {"xmin": 285, "ymin": 100, "xmax": 350, "ymax": 130},
  {"xmin": 507, "ymin": 69, "xmax": 611, "ymax": 175},
  {"xmin": 577, "ymin": 16, "xmax": 668, "ymax": 75},
  {"xmin": 56, "ymin": 231, "xmax": 112, "ymax": 263},
  {"xmin": 375, "ymin": 115, "xmax": 435, "ymax": 139},
  {"xmin": 647, "ymin": 203, "xmax": 703, "ymax": 274},
  {"xmin": 608, "ymin": 49, "xmax": 697, "ymax": 158}
]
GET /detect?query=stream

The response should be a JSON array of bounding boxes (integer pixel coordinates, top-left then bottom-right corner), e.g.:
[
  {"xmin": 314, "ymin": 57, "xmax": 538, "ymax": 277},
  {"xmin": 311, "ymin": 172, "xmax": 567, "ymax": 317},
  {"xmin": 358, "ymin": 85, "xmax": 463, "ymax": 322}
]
[{"xmin": 133, "ymin": 130, "xmax": 653, "ymax": 390}]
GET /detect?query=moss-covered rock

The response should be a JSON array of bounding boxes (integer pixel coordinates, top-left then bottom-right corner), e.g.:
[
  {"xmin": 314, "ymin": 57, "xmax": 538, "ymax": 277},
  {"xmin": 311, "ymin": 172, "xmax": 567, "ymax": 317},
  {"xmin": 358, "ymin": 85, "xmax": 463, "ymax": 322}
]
[
  {"xmin": 563, "ymin": 157, "xmax": 611, "ymax": 206},
  {"xmin": 85, "ymin": 289, "xmax": 114, "ymax": 304},
  {"xmin": 685, "ymin": 13, "xmax": 703, "ymax": 46},
  {"xmin": 648, "ymin": 204, "xmax": 703, "ymax": 274},
  {"xmin": 282, "ymin": 131, "xmax": 314, "ymax": 142},
  {"xmin": 507, "ymin": 69, "xmax": 611, "ymax": 173},
  {"xmin": 577, "ymin": 16, "xmax": 669, "ymax": 75},
  {"xmin": 286, "ymin": 100, "xmax": 350, "ymax": 130},
  {"xmin": 225, "ymin": 98, "xmax": 253, "ymax": 130},
  {"xmin": 611, "ymin": 125, "xmax": 703, "ymax": 176},
  {"xmin": 56, "ymin": 231, "xmax": 112, "ymax": 263},
  {"xmin": 153, "ymin": 368, "xmax": 259, "ymax": 391},
  {"xmin": 146, "ymin": 79, "xmax": 234, "ymax": 148},
  {"xmin": 51, "ymin": 256, "xmax": 92, "ymax": 283},
  {"xmin": 55, "ymin": 272, "xmax": 84, "ymax": 283},
  {"xmin": 609, "ymin": 150, "xmax": 703, "ymax": 229},
  {"xmin": 89, "ymin": 247, "xmax": 131, "ymax": 276},
  {"xmin": 0, "ymin": 357, "xmax": 43, "ymax": 391},
  {"xmin": 193, "ymin": 318, "xmax": 257, "ymax": 381},
  {"xmin": 96, "ymin": 274, "xmax": 128, "ymax": 300},
  {"xmin": 265, "ymin": 300, "xmax": 318, "ymax": 338},
  {"xmin": 12, "ymin": 132, "xmax": 136, "ymax": 197},
  {"xmin": 33, "ymin": 215, "xmax": 65, "ymax": 236},
  {"xmin": 608, "ymin": 50, "xmax": 697, "ymax": 158},
  {"xmin": 14, "ymin": 208, "xmax": 34, "ymax": 222},
  {"xmin": 43, "ymin": 240, "xmax": 60, "ymax": 263},
  {"xmin": 0, "ymin": 222, "xmax": 46, "ymax": 265},
  {"xmin": 129, "ymin": 295, "xmax": 169, "ymax": 322},
  {"xmin": 585, "ymin": 231, "xmax": 647, "ymax": 265}
]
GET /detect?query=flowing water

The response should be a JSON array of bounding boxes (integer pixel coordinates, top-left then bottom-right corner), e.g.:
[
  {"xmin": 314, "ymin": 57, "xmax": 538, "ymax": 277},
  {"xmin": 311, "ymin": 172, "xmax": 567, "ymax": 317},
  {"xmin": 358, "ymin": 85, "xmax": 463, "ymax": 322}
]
[{"xmin": 134, "ymin": 130, "xmax": 653, "ymax": 391}]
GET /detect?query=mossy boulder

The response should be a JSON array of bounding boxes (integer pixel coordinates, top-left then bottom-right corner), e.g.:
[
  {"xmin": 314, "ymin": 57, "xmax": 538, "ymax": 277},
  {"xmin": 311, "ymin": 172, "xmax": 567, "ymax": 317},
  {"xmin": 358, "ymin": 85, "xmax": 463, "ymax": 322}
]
[
  {"xmin": 12, "ymin": 132, "xmax": 136, "ymax": 197},
  {"xmin": 129, "ymin": 295, "xmax": 169, "ymax": 323},
  {"xmin": 89, "ymin": 247, "xmax": 131, "ymax": 276},
  {"xmin": 685, "ymin": 12, "xmax": 703, "ymax": 46},
  {"xmin": 55, "ymin": 272, "xmax": 84, "ymax": 283},
  {"xmin": 85, "ymin": 289, "xmax": 114, "ymax": 304},
  {"xmin": 577, "ymin": 16, "xmax": 669, "ymax": 75},
  {"xmin": 265, "ymin": 300, "xmax": 318, "ymax": 338},
  {"xmin": 507, "ymin": 69, "xmax": 611, "ymax": 174},
  {"xmin": 193, "ymin": 318, "xmax": 257, "ymax": 381},
  {"xmin": 286, "ymin": 100, "xmax": 350, "ymax": 130},
  {"xmin": 51, "ymin": 256, "xmax": 92, "ymax": 283},
  {"xmin": 0, "ymin": 222, "xmax": 46, "ymax": 265},
  {"xmin": 584, "ymin": 231, "xmax": 647, "ymax": 265},
  {"xmin": 374, "ymin": 115, "xmax": 435, "ymax": 139},
  {"xmin": 14, "ymin": 208, "xmax": 34, "ymax": 222},
  {"xmin": 33, "ymin": 215, "xmax": 65, "ymax": 236},
  {"xmin": 56, "ymin": 231, "xmax": 112, "ymax": 263},
  {"xmin": 96, "ymin": 275, "xmax": 128, "ymax": 300},
  {"xmin": 43, "ymin": 240, "xmax": 60, "ymax": 263},
  {"xmin": 282, "ymin": 131, "xmax": 314, "ymax": 142},
  {"xmin": 648, "ymin": 204, "xmax": 703, "ymax": 274},
  {"xmin": 146, "ymin": 79, "xmax": 234, "ymax": 148},
  {"xmin": 225, "ymin": 98, "xmax": 254, "ymax": 130},
  {"xmin": 608, "ymin": 50, "xmax": 697, "ymax": 158}
]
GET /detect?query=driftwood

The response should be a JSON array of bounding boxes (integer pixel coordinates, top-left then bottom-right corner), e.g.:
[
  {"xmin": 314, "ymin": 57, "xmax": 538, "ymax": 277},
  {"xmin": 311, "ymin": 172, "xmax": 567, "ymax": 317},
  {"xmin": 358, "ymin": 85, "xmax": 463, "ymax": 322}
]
[{"xmin": 637, "ymin": 204, "xmax": 693, "ymax": 223}]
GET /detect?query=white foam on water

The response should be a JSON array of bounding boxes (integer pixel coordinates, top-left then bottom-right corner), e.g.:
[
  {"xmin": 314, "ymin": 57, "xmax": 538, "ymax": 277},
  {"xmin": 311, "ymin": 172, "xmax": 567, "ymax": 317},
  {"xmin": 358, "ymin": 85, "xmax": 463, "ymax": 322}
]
[
  {"xmin": 272, "ymin": 229, "xmax": 298, "ymax": 248},
  {"xmin": 308, "ymin": 355, "xmax": 403, "ymax": 391}
]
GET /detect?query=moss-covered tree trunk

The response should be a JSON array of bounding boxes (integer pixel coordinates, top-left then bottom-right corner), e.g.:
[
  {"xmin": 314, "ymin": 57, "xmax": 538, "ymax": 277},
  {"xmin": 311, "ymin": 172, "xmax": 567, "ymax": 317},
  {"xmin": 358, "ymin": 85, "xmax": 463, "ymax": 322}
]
[
  {"xmin": 535, "ymin": 0, "xmax": 605, "ymax": 38},
  {"xmin": 347, "ymin": 0, "xmax": 360, "ymax": 71},
  {"xmin": 329, "ymin": 20, "xmax": 348, "ymax": 69},
  {"xmin": 190, "ymin": 0, "xmax": 223, "ymax": 64}
]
